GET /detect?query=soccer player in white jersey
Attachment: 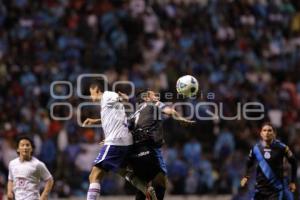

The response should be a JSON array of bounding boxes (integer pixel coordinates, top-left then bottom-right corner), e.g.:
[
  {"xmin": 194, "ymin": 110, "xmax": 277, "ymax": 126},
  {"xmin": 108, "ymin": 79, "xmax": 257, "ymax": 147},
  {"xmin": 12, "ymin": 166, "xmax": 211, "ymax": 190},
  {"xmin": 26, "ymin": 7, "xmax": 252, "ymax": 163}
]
[
  {"xmin": 7, "ymin": 136, "xmax": 54, "ymax": 200},
  {"xmin": 83, "ymin": 80, "xmax": 156, "ymax": 200}
]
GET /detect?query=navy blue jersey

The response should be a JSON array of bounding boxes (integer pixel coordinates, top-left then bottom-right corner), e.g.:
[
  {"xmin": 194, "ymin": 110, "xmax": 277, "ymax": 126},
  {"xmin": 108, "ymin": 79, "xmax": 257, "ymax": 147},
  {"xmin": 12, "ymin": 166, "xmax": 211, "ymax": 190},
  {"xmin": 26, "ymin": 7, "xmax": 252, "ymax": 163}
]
[
  {"xmin": 246, "ymin": 140, "xmax": 297, "ymax": 195},
  {"xmin": 129, "ymin": 102, "xmax": 166, "ymax": 147}
]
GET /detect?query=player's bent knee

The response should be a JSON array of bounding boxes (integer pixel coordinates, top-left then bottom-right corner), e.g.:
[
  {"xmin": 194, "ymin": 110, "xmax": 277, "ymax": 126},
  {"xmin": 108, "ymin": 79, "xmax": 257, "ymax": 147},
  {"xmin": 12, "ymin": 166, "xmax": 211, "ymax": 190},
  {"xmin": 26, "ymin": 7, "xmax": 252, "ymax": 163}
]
[
  {"xmin": 161, "ymin": 175, "xmax": 168, "ymax": 188},
  {"xmin": 89, "ymin": 166, "xmax": 104, "ymax": 182}
]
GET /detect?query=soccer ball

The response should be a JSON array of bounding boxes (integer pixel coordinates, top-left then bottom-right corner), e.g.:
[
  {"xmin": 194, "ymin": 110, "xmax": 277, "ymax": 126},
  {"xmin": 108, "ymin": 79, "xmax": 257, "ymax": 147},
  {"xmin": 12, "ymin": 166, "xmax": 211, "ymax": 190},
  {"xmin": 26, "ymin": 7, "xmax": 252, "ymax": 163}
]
[{"xmin": 176, "ymin": 75, "xmax": 199, "ymax": 97}]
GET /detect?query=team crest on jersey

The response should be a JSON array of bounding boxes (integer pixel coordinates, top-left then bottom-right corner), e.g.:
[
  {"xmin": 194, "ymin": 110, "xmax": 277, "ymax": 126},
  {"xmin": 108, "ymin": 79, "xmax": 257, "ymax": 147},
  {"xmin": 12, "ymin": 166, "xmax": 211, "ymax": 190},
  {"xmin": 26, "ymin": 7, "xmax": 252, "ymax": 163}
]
[{"xmin": 264, "ymin": 152, "xmax": 271, "ymax": 159}]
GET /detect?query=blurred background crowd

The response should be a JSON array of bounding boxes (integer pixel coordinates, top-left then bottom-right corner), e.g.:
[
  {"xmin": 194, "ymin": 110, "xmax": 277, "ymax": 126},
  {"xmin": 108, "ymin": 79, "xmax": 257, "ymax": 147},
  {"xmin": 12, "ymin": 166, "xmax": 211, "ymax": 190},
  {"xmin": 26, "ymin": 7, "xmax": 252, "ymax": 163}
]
[{"xmin": 1, "ymin": 0, "xmax": 300, "ymax": 199}]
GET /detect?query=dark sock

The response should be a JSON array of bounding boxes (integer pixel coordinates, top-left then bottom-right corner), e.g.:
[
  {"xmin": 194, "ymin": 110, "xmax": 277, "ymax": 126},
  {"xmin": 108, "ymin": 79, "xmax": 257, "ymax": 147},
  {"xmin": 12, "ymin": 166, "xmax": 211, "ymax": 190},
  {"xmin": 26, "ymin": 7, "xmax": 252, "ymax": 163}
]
[{"xmin": 154, "ymin": 185, "xmax": 166, "ymax": 200}]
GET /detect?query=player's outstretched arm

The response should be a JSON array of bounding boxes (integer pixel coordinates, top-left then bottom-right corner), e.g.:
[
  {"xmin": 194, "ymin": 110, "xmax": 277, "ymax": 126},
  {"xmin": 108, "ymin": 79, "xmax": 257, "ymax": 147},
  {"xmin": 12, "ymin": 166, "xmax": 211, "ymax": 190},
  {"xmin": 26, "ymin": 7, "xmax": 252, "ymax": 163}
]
[
  {"xmin": 284, "ymin": 146, "xmax": 298, "ymax": 192},
  {"xmin": 7, "ymin": 180, "xmax": 14, "ymax": 200},
  {"xmin": 162, "ymin": 106, "xmax": 195, "ymax": 124},
  {"xmin": 82, "ymin": 118, "xmax": 101, "ymax": 127},
  {"xmin": 40, "ymin": 178, "xmax": 54, "ymax": 200}
]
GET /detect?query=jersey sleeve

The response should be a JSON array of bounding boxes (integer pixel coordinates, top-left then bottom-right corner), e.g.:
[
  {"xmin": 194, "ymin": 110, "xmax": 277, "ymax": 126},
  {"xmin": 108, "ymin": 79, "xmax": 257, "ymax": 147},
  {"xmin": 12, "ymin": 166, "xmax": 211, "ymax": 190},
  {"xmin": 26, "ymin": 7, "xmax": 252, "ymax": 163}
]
[
  {"xmin": 102, "ymin": 91, "xmax": 120, "ymax": 107},
  {"xmin": 284, "ymin": 145, "xmax": 293, "ymax": 158},
  {"xmin": 38, "ymin": 162, "xmax": 52, "ymax": 181},
  {"xmin": 8, "ymin": 162, "xmax": 13, "ymax": 180},
  {"xmin": 245, "ymin": 147, "xmax": 256, "ymax": 178},
  {"xmin": 283, "ymin": 145, "xmax": 298, "ymax": 182}
]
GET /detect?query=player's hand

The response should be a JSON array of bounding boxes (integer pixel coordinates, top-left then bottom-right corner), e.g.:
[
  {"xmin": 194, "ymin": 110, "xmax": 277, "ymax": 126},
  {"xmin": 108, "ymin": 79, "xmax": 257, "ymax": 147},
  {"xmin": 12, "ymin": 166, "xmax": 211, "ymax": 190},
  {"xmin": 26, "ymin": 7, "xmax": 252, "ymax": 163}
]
[
  {"xmin": 82, "ymin": 118, "xmax": 99, "ymax": 127},
  {"xmin": 185, "ymin": 119, "xmax": 196, "ymax": 124},
  {"xmin": 118, "ymin": 91, "xmax": 129, "ymax": 102},
  {"xmin": 289, "ymin": 182, "xmax": 296, "ymax": 192},
  {"xmin": 180, "ymin": 119, "xmax": 196, "ymax": 126},
  {"xmin": 240, "ymin": 177, "xmax": 248, "ymax": 187},
  {"xmin": 99, "ymin": 140, "xmax": 104, "ymax": 147},
  {"xmin": 83, "ymin": 118, "xmax": 94, "ymax": 127},
  {"xmin": 7, "ymin": 192, "xmax": 14, "ymax": 200}
]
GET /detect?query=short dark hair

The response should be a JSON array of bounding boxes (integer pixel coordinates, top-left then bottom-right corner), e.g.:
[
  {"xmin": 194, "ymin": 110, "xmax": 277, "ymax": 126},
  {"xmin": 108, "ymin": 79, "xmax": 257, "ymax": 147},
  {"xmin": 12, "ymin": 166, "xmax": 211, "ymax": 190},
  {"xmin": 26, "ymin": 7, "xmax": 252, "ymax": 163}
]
[
  {"xmin": 16, "ymin": 135, "xmax": 35, "ymax": 154},
  {"xmin": 89, "ymin": 78, "xmax": 105, "ymax": 92},
  {"xmin": 261, "ymin": 122, "xmax": 274, "ymax": 129},
  {"xmin": 135, "ymin": 89, "xmax": 149, "ymax": 103},
  {"xmin": 260, "ymin": 122, "xmax": 276, "ymax": 133}
]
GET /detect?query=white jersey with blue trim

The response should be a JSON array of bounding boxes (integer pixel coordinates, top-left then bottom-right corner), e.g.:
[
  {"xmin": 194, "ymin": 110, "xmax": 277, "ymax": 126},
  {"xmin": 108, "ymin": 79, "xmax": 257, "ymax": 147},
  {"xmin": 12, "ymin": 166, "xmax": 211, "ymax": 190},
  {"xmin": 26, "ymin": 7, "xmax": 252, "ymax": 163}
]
[{"xmin": 101, "ymin": 91, "xmax": 133, "ymax": 146}]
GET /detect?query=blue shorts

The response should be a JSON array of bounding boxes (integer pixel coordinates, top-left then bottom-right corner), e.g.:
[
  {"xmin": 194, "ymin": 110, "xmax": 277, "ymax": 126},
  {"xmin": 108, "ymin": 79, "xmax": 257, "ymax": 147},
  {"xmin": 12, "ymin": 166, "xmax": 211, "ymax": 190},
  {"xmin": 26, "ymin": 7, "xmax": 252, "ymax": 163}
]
[
  {"xmin": 94, "ymin": 145, "xmax": 131, "ymax": 172},
  {"xmin": 153, "ymin": 148, "xmax": 167, "ymax": 174}
]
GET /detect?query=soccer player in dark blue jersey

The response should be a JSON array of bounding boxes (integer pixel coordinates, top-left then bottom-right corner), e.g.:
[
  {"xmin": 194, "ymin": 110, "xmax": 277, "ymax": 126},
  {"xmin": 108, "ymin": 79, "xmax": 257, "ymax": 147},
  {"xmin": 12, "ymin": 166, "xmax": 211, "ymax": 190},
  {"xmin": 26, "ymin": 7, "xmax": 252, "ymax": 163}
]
[
  {"xmin": 127, "ymin": 89, "xmax": 195, "ymax": 200},
  {"xmin": 241, "ymin": 123, "xmax": 297, "ymax": 200}
]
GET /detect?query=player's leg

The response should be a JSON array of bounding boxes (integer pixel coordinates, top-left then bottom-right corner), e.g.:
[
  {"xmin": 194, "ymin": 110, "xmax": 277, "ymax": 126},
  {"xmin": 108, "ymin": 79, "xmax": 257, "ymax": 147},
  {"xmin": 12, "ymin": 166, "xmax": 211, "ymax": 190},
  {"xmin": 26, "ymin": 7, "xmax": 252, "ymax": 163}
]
[
  {"xmin": 135, "ymin": 190, "xmax": 146, "ymax": 200},
  {"xmin": 151, "ymin": 147, "xmax": 167, "ymax": 200},
  {"xmin": 125, "ymin": 144, "xmax": 160, "ymax": 200},
  {"xmin": 134, "ymin": 187, "xmax": 157, "ymax": 200},
  {"xmin": 87, "ymin": 144, "xmax": 121, "ymax": 200},
  {"xmin": 133, "ymin": 146, "xmax": 167, "ymax": 200},
  {"xmin": 132, "ymin": 172, "xmax": 166, "ymax": 200},
  {"xmin": 87, "ymin": 166, "xmax": 105, "ymax": 200},
  {"xmin": 268, "ymin": 191, "xmax": 283, "ymax": 200},
  {"xmin": 136, "ymin": 147, "xmax": 167, "ymax": 200},
  {"xmin": 253, "ymin": 192, "xmax": 265, "ymax": 200},
  {"xmin": 254, "ymin": 191, "xmax": 280, "ymax": 200},
  {"xmin": 119, "ymin": 168, "xmax": 157, "ymax": 200},
  {"xmin": 152, "ymin": 172, "xmax": 167, "ymax": 200},
  {"xmin": 132, "ymin": 183, "xmax": 157, "ymax": 200}
]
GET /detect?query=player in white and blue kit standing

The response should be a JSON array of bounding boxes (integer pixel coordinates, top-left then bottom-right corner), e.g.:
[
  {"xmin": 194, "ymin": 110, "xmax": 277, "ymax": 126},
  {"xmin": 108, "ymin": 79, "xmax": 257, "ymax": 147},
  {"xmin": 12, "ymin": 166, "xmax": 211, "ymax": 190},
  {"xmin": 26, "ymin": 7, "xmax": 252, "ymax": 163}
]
[{"xmin": 83, "ymin": 80, "xmax": 156, "ymax": 200}]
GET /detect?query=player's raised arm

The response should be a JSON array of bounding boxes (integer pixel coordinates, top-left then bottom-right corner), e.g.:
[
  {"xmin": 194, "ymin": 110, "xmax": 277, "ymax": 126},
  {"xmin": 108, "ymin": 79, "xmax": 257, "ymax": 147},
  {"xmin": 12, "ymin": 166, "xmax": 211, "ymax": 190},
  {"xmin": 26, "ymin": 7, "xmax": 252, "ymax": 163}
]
[
  {"xmin": 83, "ymin": 118, "xmax": 101, "ymax": 127},
  {"xmin": 118, "ymin": 91, "xmax": 129, "ymax": 102},
  {"xmin": 161, "ymin": 105, "xmax": 195, "ymax": 124},
  {"xmin": 284, "ymin": 146, "xmax": 298, "ymax": 192},
  {"xmin": 241, "ymin": 148, "xmax": 256, "ymax": 187}
]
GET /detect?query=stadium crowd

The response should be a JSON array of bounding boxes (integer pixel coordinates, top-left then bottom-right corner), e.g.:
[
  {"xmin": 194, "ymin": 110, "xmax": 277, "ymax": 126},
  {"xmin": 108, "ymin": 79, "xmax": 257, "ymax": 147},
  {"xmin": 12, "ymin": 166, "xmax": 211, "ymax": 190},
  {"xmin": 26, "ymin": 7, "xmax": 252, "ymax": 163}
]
[{"xmin": 1, "ymin": 0, "xmax": 300, "ymax": 198}]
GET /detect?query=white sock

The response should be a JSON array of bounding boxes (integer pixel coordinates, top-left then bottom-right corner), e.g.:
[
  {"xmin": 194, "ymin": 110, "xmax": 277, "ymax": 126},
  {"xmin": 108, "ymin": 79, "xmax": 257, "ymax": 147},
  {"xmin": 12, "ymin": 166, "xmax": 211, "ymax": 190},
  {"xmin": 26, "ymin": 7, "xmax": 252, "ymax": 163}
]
[{"xmin": 87, "ymin": 182, "xmax": 100, "ymax": 200}]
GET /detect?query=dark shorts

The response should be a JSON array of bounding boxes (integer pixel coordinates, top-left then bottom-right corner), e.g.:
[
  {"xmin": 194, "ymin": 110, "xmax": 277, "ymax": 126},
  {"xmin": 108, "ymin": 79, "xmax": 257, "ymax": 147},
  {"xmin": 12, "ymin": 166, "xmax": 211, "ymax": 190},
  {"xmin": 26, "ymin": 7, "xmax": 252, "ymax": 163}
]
[
  {"xmin": 254, "ymin": 190, "xmax": 283, "ymax": 200},
  {"xmin": 129, "ymin": 144, "xmax": 167, "ymax": 182},
  {"xmin": 254, "ymin": 178, "xmax": 294, "ymax": 200},
  {"xmin": 94, "ymin": 145, "xmax": 132, "ymax": 172}
]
